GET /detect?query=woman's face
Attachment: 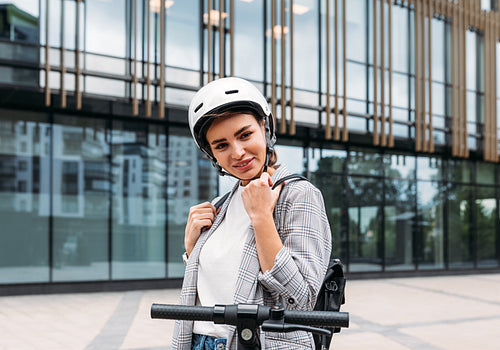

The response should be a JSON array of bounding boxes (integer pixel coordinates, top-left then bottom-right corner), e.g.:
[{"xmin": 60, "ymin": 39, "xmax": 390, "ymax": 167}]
[{"xmin": 205, "ymin": 113, "xmax": 267, "ymax": 184}]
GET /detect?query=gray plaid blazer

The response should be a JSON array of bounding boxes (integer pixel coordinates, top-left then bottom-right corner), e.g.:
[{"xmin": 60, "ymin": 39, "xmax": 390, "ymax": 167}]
[{"xmin": 172, "ymin": 165, "xmax": 332, "ymax": 349}]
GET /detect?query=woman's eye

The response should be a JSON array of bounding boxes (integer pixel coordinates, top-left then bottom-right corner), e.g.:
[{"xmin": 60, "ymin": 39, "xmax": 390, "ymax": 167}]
[
  {"xmin": 241, "ymin": 132, "xmax": 252, "ymax": 139},
  {"xmin": 215, "ymin": 143, "xmax": 227, "ymax": 150}
]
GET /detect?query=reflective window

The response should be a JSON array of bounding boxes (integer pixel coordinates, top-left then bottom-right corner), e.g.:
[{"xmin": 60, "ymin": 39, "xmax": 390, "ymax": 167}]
[
  {"xmin": 416, "ymin": 156, "xmax": 442, "ymax": 181},
  {"xmin": 167, "ymin": 129, "xmax": 218, "ymax": 278},
  {"xmin": 417, "ymin": 181, "xmax": 444, "ymax": 270},
  {"xmin": 448, "ymin": 159, "xmax": 472, "ymax": 183},
  {"xmin": 348, "ymin": 149, "xmax": 382, "ymax": 176},
  {"xmin": 348, "ymin": 176, "xmax": 383, "ymax": 272},
  {"xmin": 294, "ymin": 0, "xmax": 318, "ymax": 91},
  {"xmin": 476, "ymin": 186, "xmax": 498, "ymax": 267},
  {"xmin": 476, "ymin": 162, "xmax": 496, "ymax": 185},
  {"xmin": 111, "ymin": 121, "xmax": 167, "ymax": 280},
  {"xmin": 52, "ymin": 116, "xmax": 109, "ymax": 282},
  {"xmin": 309, "ymin": 147, "xmax": 347, "ymax": 261},
  {"xmin": 0, "ymin": 111, "xmax": 50, "ymax": 283},
  {"xmin": 275, "ymin": 145, "xmax": 305, "ymax": 175},
  {"xmin": 385, "ymin": 179, "xmax": 415, "ymax": 271},
  {"xmin": 383, "ymin": 154, "xmax": 415, "ymax": 180},
  {"xmin": 448, "ymin": 184, "xmax": 474, "ymax": 269},
  {"xmin": 233, "ymin": 0, "xmax": 264, "ymax": 80}
]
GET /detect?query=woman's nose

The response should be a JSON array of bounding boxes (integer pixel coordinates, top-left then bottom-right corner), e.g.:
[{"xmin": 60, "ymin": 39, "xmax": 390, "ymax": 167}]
[{"xmin": 232, "ymin": 142, "xmax": 245, "ymax": 159}]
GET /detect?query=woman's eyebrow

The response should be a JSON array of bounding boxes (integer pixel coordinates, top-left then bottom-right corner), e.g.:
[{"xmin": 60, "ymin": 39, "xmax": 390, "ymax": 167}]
[{"xmin": 210, "ymin": 125, "xmax": 252, "ymax": 145}]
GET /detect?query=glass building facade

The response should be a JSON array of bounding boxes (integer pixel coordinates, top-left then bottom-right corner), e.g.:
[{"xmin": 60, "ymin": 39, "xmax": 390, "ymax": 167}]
[{"xmin": 1, "ymin": 0, "xmax": 500, "ymax": 293}]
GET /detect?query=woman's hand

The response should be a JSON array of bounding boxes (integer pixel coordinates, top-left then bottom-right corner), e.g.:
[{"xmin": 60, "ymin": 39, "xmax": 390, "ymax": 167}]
[
  {"xmin": 184, "ymin": 202, "xmax": 219, "ymax": 256},
  {"xmin": 242, "ymin": 172, "xmax": 284, "ymax": 272},
  {"xmin": 241, "ymin": 172, "xmax": 282, "ymax": 221}
]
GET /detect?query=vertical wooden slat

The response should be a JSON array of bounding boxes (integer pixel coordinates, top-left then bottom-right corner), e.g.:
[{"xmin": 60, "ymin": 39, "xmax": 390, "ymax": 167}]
[
  {"xmin": 326, "ymin": 0, "xmax": 332, "ymax": 139},
  {"xmin": 230, "ymin": 0, "xmax": 234, "ymax": 77},
  {"xmin": 208, "ymin": 0, "xmax": 213, "ymax": 82},
  {"xmin": 373, "ymin": 0, "xmax": 379, "ymax": 145},
  {"xmin": 289, "ymin": 0, "xmax": 295, "ymax": 135},
  {"xmin": 334, "ymin": 0, "xmax": 340, "ymax": 140},
  {"xmin": 428, "ymin": 0, "xmax": 434, "ymax": 152},
  {"xmin": 219, "ymin": 0, "xmax": 224, "ymax": 78},
  {"xmin": 159, "ymin": 0, "xmax": 165, "ymax": 118},
  {"xmin": 271, "ymin": 0, "xmax": 277, "ymax": 119},
  {"xmin": 146, "ymin": 0, "xmax": 151, "ymax": 117},
  {"xmin": 493, "ymin": 15, "xmax": 498, "ymax": 161},
  {"xmin": 415, "ymin": 0, "xmax": 421, "ymax": 151},
  {"xmin": 461, "ymin": 1, "xmax": 468, "ymax": 157},
  {"xmin": 280, "ymin": 0, "xmax": 287, "ymax": 134},
  {"xmin": 422, "ymin": 0, "xmax": 427, "ymax": 152},
  {"xmin": 132, "ymin": 0, "xmax": 138, "ymax": 116},
  {"xmin": 485, "ymin": 10, "xmax": 490, "ymax": 161},
  {"xmin": 452, "ymin": 1, "xmax": 458, "ymax": 157},
  {"xmin": 60, "ymin": 0, "xmax": 66, "ymax": 108},
  {"xmin": 381, "ymin": 0, "xmax": 386, "ymax": 146},
  {"xmin": 44, "ymin": 0, "xmax": 50, "ymax": 106},
  {"xmin": 75, "ymin": 0, "xmax": 82, "ymax": 110},
  {"xmin": 342, "ymin": 0, "xmax": 348, "ymax": 141},
  {"xmin": 388, "ymin": 0, "xmax": 393, "ymax": 147}
]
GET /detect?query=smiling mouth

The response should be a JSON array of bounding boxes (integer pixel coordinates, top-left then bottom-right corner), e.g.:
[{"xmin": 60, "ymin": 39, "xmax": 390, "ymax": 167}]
[{"xmin": 234, "ymin": 158, "xmax": 253, "ymax": 168}]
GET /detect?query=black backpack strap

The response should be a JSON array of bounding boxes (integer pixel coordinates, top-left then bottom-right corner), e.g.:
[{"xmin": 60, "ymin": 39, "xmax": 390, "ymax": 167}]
[
  {"xmin": 272, "ymin": 174, "xmax": 309, "ymax": 190},
  {"xmin": 215, "ymin": 174, "xmax": 308, "ymax": 209},
  {"xmin": 214, "ymin": 191, "xmax": 231, "ymax": 209}
]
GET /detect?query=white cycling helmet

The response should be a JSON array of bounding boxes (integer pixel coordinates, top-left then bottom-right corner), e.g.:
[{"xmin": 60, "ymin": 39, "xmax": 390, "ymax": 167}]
[{"xmin": 188, "ymin": 77, "xmax": 276, "ymax": 178}]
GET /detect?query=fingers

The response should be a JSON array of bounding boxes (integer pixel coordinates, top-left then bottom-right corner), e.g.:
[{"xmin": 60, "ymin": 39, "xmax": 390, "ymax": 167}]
[{"xmin": 185, "ymin": 202, "xmax": 218, "ymax": 255}]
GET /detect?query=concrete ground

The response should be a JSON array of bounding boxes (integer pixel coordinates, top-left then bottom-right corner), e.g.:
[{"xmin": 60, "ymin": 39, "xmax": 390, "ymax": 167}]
[{"xmin": 0, "ymin": 273, "xmax": 499, "ymax": 349}]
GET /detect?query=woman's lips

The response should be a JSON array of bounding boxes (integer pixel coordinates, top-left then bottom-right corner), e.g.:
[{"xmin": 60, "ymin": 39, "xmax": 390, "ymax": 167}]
[{"xmin": 233, "ymin": 158, "xmax": 254, "ymax": 172}]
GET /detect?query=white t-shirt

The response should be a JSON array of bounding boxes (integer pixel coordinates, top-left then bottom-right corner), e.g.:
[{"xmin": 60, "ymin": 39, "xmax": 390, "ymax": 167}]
[{"xmin": 193, "ymin": 184, "xmax": 252, "ymax": 338}]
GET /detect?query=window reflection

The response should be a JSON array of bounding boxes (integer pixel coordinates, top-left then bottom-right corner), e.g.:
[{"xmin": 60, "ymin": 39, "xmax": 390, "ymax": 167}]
[
  {"xmin": 476, "ymin": 187, "xmax": 498, "ymax": 267},
  {"xmin": 52, "ymin": 117, "xmax": 109, "ymax": 282},
  {"xmin": 385, "ymin": 179, "xmax": 415, "ymax": 271},
  {"xmin": 167, "ymin": 130, "xmax": 218, "ymax": 278},
  {"xmin": 417, "ymin": 181, "xmax": 444, "ymax": 270},
  {"xmin": 111, "ymin": 121, "xmax": 167, "ymax": 280},
  {"xmin": 448, "ymin": 184, "xmax": 474, "ymax": 269},
  {"xmin": 0, "ymin": 114, "xmax": 50, "ymax": 283}
]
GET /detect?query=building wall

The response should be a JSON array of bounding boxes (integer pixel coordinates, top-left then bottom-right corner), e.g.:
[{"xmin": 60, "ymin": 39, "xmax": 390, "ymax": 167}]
[{"xmin": 0, "ymin": 1, "xmax": 499, "ymax": 291}]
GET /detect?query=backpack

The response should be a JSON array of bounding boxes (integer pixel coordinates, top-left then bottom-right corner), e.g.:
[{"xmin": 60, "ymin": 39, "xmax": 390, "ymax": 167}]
[
  {"xmin": 214, "ymin": 174, "xmax": 346, "ymax": 349},
  {"xmin": 313, "ymin": 258, "xmax": 346, "ymax": 350}
]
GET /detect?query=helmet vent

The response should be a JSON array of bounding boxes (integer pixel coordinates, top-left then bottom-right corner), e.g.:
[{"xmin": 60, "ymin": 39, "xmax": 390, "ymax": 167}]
[
  {"xmin": 225, "ymin": 89, "xmax": 239, "ymax": 95},
  {"xmin": 194, "ymin": 103, "xmax": 203, "ymax": 113}
]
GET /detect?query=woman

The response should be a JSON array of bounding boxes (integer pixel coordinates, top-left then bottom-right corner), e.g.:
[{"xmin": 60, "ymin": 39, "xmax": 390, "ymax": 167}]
[{"xmin": 172, "ymin": 77, "xmax": 332, "ymax": 350}]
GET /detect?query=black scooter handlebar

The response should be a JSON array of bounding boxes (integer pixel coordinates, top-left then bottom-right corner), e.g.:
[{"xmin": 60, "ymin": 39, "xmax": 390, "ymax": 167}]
[{"xmin": 150, "ymin": 303, "xmax": 349, "ymax": 329}]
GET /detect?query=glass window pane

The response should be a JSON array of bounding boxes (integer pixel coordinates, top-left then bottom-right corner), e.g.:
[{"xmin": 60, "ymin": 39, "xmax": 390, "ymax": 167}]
[
  {"xmin": 167, "ymin": 0, "xmax": 200, "ymax": 72},
  {"xmin": 417, "ymin": 181, "xmax": 444, "ymax": 270},
  {"xmin": 52, "ymin": 117, "xmax": 109, "ymax": 282},
  {"xmin": 431, "ymin": 19, "xmax": 445, "ymax": 83},
  {"xmin": 384, "ymin": 153, "xmax": 415, "ymax": 180},
  {"xmin": 476, "ymin": 162, "xmax": 496, "ymax": 185},
  {"xmin": 275, "ymin": 145, "xmax": 305, "ymax": 175},
  {"xmin": 348, "ymin": 149, "xmax": 382, "ymax": 176},
  {"xmin": 314, "ymin": 173, "xmax": 347, "ymax": 262},
  {"xmin": 295, "ymin": 0, "xmax": 318, "ymax": 90},
  {"xmin": 476, "ymin": 187, "xmax": 498, "ymax": 268},
  {"xmin": 348, "ymin": 176, "xmax": 383, "ymax": 272},
  {"xmin": 167, "ymin": 129, "xmax": 218, "ymax": 278},
  {"xmin": 448, "ymin": 184, "xmax": 474, "ymax": 269},
  {"xmin": 0, "ymin": 111, "xmax": 50, "ymax": 283},
  {"xmin": 111, "ymin": 121, "xmax": 167, "ymax": 280},
  {"xmin": 385, "ymin": 179, "xmax": 415, "ymax": 271},
  {"xmin": 233, "ymin": 0, "xmax": 263, "ymax": 80},
  {"xmin": 86, "ymin": 0, "xmax": 126, "ymax": 56},
  {"xmin": 309, "ymin": 148, "xmax": 346, "ymax": 173},
  {"xmin": 448, "ymin": 160, "xmax": 471, "ymax": 183},
  {"xmin": 416, "ymin": 156, "xmax": 442, "ymax": 181},
  {"xmin": 392, "ymin": 5, "xmax": 409, "ymax": 73},
  {"xmin": 346, "ymin": 0, "xmax": 366, "ymax": 62}
]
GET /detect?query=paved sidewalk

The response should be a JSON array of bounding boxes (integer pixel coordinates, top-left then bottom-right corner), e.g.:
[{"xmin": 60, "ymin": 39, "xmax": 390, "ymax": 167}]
[{"xmin": 0, "ymin": 274, "xmax": 499, "ymax": 349}]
